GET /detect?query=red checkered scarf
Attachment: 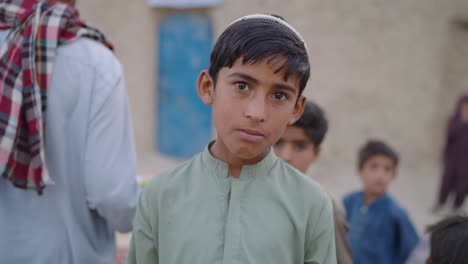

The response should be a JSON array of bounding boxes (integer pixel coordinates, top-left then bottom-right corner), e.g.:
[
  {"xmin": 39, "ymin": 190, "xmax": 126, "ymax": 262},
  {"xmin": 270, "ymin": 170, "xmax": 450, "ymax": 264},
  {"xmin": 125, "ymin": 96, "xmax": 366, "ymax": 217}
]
[{"xmin": 0, "ymin": 0, "xmax": 113, "ymax": 194}]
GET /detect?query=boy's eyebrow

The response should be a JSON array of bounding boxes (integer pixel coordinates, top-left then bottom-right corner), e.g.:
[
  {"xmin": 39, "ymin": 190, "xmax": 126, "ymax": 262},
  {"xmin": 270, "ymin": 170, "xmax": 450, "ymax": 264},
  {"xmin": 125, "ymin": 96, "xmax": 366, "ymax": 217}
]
[
  {"xmin": 293, "ymin": 140, "xmax": 309, "ymax": 144},
  {"xmin": 227, "ymin": 72, "xmax": 259, "ymax": 84},
  {"xmin": 227, "ymin": 72, "xmax": 297, "ymax": 94},
  {"xmin": 274, "ymin": 83, "xmax": 297, "ymax": 94}
]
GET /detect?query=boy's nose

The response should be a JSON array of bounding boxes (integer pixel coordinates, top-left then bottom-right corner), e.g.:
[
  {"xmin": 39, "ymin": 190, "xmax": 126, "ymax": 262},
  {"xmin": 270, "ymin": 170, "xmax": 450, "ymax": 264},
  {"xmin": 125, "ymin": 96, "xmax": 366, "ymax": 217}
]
[{"xmin": 244, "ymin": 95, "xmax": 266, "ymax": 122}]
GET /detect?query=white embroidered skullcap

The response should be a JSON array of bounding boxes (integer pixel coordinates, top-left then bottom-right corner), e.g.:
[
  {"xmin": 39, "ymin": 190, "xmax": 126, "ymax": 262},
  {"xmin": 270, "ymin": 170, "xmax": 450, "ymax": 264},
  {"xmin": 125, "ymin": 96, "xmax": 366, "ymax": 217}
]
[{"xmin": 225, "ymin": 14, "xmax": 309, "ymax": 57}]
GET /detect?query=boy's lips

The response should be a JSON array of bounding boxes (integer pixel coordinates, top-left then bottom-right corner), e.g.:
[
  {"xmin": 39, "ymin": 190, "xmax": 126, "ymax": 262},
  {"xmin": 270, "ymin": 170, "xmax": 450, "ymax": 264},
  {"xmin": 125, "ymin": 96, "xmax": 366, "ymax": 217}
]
[{"xmin": 238, "ymin": 129, "xmax": 265, "ymax": 142}]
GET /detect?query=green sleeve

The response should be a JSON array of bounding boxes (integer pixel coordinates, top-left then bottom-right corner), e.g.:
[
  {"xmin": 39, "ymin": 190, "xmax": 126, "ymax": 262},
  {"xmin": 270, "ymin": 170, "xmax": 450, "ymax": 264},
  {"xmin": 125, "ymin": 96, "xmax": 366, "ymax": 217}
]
[
  {"xmin": 126, "ymin": 186, "xmax": 159, "ymax": 264},
  {"xmin": 304, "ymin": 197, "xmax": 337, "ymax": 264}
]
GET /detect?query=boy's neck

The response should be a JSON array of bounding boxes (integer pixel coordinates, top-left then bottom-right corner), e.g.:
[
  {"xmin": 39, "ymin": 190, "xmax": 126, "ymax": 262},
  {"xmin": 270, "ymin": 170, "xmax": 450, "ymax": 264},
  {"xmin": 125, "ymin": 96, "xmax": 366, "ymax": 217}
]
[
  {"xmin": 210, "ymin": 140, "xmax": 268, "ymax": 178},
  {"xmin": 363, "ymin": 191, "xmax": 385, "ymax": 206}
]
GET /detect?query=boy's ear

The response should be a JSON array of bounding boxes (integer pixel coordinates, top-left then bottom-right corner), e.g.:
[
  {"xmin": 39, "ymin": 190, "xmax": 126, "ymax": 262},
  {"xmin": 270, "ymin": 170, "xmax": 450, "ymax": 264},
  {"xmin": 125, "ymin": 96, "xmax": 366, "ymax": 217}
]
[
  {"xmin": 197, "ymin": 70, "xmax": 215, "ymax": 105},
  {"xmin": 426, "ymin": 257, "xmax": 432, "ymax": 264},
  {"xmin": 288, "ymin": 96, "xmax": 306, "ymax": 125},
  {"xmin": 357, "ymin": 166, "xmax": 364, "ymax": 177}
]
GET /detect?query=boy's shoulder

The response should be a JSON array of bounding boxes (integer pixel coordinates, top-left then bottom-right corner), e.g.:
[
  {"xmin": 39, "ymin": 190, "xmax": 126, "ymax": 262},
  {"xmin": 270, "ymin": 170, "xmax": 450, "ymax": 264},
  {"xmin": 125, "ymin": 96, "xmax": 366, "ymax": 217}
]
[
  {"xmin": 385, "ymin": 194, "xmax": 411, "ymax": 220},
  {"xmin": 143, "ymin": 153, "xmax": 204, "ymax": 195},
  {"xmin": 275, "ymin": 159, "xmax": 329, "ymax": 203},
  {"xmin": 343, "ymin": 191, "xmax": 362, "ymax": 205}
]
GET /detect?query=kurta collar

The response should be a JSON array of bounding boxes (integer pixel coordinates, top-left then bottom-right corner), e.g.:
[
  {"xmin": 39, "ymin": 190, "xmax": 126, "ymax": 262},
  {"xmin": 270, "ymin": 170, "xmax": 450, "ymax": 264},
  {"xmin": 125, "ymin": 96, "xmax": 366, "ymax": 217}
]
[
  {"xmin": 201, "ymin": 141, "xmax": 278, "ymax": 180},
  {"xmin": 359, "ymin": 191, "xmax": 390, "ymax": 209}
]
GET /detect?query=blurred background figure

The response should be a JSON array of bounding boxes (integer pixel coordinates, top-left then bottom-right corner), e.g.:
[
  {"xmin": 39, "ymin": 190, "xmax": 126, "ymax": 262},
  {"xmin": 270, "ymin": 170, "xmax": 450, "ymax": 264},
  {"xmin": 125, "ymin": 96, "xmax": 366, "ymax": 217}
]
[
  {"xmin": 435, "ymin": 93, "xmax": 468, "ymax": 214},
  {"xmin": 274, "ymin": 101, "xmax": 353, "ymax": 264},
  {"xmin": 425, "ymin": 215, "xmax": 468, "ymax": 264},
  {"xmin": 0, "ymin": 1, "xmax": 139, "ymax": 263},
  {"xmin": 344, "ymin": 140, "xmax": 419, "ymax": 264},
  {"xmin": 407, "ymin": 214, "xmax": 468, "ymax": 264}
]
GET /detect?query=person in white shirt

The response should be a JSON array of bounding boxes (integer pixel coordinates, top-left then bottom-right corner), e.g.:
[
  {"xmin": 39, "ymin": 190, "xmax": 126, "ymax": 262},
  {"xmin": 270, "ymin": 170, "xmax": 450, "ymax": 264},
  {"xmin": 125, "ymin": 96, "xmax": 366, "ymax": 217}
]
[{"xmin": 0, "ymin": 1, "xmax": 139, "ymax": 263}]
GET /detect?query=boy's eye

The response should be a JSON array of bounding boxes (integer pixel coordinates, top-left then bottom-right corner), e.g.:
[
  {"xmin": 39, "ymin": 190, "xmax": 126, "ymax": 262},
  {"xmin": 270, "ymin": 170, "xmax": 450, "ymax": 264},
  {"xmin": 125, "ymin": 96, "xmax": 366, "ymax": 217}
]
[
  {"xmin": 294, "ymin": 142, "xmax": 307, "ymax": 151},
  {"xmin": 235, "ymin": 82, "xmax": 249, "ymax": 91},
  {"xmin": 273, "ymin": 92, "xmax": 287, "ymax": 101},
  {"xmin": 383, "ymin": 165, "xmax": 392, "ymax": 173},
  {"xmin": 369, "ymin": 163, "xmax": 379, "ymax": 170}
]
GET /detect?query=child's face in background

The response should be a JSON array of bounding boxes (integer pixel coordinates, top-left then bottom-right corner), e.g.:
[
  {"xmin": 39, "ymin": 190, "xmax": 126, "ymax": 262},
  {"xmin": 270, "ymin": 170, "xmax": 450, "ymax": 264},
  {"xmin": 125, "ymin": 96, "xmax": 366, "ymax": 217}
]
[
  {"xmin": 198, "ymin": 57, "xmax": 306, "ymax": 163},
  {"xmin": 460, "ymin": 100, "xmax": 468, "ymax": 123},
  {"xmin": 359, "ymin": 155, "xmax": 396, "ymax": 197},
  {"xmin": 274, "ymin": 126, "xmax": 318, "ymax": 173}
]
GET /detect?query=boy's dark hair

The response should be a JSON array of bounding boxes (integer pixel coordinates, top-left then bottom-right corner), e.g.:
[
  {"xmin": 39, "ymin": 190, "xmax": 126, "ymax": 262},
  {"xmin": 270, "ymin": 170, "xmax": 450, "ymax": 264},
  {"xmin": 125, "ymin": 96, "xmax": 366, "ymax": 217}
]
[
  {"xmin": 292, "ymin": 101, "xmax": 328, "ymax": 148},
  {"xmin": 358, "ymin": 140, "xmax": 399, "ymax": 169},
  {"xmin": 209, "ymin": 15, "xmax": 310, "ymax": 97},
  {"xmin": 427, "ymin": 215, "xmax": 468, "ymax": 264}
]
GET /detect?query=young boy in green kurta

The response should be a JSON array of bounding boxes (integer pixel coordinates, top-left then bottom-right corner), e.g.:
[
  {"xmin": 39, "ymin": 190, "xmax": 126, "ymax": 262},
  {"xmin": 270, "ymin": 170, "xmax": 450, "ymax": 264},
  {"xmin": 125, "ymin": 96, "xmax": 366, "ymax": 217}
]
[{"xmin": 127, "ymin": 14, "xmax": 337, "ymax": 264}]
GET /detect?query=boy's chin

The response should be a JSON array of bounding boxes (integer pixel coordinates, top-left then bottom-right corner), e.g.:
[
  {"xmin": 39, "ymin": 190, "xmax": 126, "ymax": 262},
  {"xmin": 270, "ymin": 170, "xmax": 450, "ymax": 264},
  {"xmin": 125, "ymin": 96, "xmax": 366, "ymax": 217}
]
[
  {"xmin": 367, "ymin": 188, "xmax": 386, "ymax": 197},
  {"xmin": 230, "ymin": 145, "xmax": 271, "ymax": 163}
]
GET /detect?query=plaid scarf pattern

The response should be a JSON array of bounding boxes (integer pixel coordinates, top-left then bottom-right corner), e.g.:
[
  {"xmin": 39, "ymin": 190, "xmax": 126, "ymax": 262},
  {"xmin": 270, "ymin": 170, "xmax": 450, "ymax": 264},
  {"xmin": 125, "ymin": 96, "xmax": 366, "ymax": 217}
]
[{"xmin": 0, "ymin": 0, "xmax": 113, "ymax": 194}]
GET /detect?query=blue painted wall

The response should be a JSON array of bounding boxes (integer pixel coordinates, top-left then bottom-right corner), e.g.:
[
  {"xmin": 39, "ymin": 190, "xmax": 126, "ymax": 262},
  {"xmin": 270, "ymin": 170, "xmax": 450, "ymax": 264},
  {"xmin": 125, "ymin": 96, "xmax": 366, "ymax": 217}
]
[{"xmin": 157, "ymin": 13, "xmax": 213, "ymax": 157}]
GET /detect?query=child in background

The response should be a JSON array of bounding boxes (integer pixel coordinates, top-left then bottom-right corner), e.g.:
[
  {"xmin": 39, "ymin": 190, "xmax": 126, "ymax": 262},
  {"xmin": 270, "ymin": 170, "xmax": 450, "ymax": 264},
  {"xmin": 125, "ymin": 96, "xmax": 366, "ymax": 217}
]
[
  {"xmin": 344, "ymin": 140, "xmax": 419, "ymax": 264},
  {"xmin": 407, "ymin": 215, "xmax": 468, "ymax": 264},
  {"xmin": 127, "ymin": 14, "xmax": 336, "ymax": 264},
  {"xmin": 425, "ymin": 215, "xmax": 468, "ymax": 264},
  {"xmin": 275, "ymin": 100, "xmax": 352, "ymax": 264}
]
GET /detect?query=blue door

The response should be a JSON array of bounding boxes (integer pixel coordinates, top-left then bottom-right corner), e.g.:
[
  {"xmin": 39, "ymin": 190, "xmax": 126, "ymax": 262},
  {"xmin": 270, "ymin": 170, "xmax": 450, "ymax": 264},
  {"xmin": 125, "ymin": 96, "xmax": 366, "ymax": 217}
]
[{"xmin": 157, "ymin": 13, "xmax": 213, "ymax": 157}]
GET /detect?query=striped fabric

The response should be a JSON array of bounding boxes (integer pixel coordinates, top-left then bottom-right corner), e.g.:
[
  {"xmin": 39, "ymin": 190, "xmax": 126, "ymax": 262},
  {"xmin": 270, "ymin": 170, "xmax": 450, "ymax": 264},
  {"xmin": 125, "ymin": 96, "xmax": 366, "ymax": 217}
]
[{"xmin": 0, "ymin": 0, "xmax": 112, "ymax": 194}]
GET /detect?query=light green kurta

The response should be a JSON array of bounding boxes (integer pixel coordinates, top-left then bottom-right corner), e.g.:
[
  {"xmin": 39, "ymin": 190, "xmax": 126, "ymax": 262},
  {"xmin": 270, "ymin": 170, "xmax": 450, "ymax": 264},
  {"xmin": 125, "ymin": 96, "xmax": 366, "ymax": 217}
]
[{"xmin": 127, "ymin": 146, "xmax": 336, "ymax": 264}]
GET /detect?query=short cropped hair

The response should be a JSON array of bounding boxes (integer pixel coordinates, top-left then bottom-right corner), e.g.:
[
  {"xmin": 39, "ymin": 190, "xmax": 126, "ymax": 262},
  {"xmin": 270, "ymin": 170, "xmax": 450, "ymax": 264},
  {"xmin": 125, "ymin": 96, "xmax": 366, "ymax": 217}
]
[
  {"xmin": 292, "ymin": 101, "xmax": 328, "ymax": 148},
  {"xmin": 358, "ymin": 140, "xmax": 399, "ymax": 170},
  {"xmin": 427, "ymin": 215, "xmax": 468, "ymax": 264},
  {"xmin": 209, "ymin": 15, "xmax": 310, "ymax": 96}
]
